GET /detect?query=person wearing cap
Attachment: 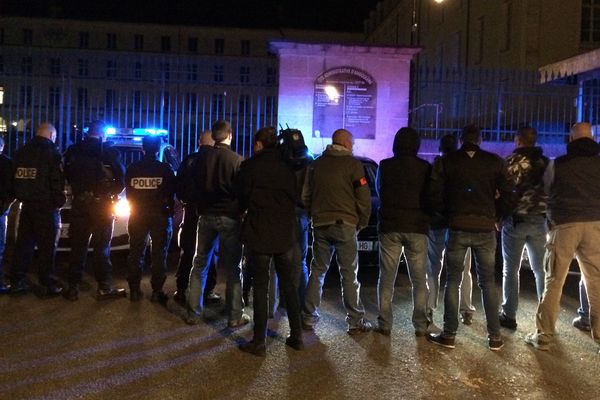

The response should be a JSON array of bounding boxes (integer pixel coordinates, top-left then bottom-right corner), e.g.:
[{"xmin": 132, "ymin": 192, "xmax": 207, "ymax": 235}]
[
  {"xmin": 125, "ymin": 135, "xmax": 176, "ymax": 303},
  {"xmin": 63, "ymin": 120, "xmax": 127, "ymax": 300},
  {"xmin": 9, "ymin": 122, "xmax": 65, "ymax": 296}
]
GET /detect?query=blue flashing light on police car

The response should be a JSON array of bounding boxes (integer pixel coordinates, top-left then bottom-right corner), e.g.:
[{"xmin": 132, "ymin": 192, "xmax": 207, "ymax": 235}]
[
  {"xmin": 133, "ymin": 128, "xmax": 168, "ymax": 136},
  {"xmin": 105, "ymin": 127, "xmax": 117, "ymax": 135}
]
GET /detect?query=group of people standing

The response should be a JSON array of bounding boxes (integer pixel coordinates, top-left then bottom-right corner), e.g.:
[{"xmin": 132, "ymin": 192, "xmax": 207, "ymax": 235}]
[{"xmin": 0, "ymin": 118, "xmax": 598, "ymax": 357}]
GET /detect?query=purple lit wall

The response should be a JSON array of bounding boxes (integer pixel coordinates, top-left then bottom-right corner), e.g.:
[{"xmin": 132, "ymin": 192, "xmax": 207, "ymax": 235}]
[{"xmin": 270, "ymin": 41, "xmax": 419, "ymax": 162}]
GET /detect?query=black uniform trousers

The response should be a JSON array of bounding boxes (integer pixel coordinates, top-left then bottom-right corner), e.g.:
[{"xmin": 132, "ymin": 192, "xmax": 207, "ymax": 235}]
[
  {"xmin": 176, "ymin": 205, "xmax": 217, "ymax": 294},
  {"xmin": 127, "ymin": 213, "xmax": 173, "ymax": 291},
  {"xmin": 11, "ymin": 204, "xmax": 60, "ymax": 286},
  {"xmin": 247, "ymin": 247, "xmax": 302, "ymax": 342},
  {"xmin": 68, "ymin": 201, "xmax": 115, "ymax": 289}
]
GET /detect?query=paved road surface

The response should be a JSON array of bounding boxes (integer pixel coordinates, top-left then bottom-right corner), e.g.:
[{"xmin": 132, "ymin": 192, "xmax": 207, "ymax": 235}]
[{"xmin": 0, "ymin": 254, "xmax": 598, "ymax": 399}]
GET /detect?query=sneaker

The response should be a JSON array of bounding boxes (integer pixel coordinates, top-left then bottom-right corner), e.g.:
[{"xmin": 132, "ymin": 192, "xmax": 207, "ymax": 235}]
[
  {"xmin": 184, "ymin": 310, "xmax": 202, "ymax": 325},
  {"xmin": 129, "ymin": 288, "xmax": 143, "ymax": 302},
  {"xmin": 347, "ymin": 319, "xmax": 373, "ymax": 335},
  {"xmin": 460, "ymin": 312, "xmax": 473, "ymax": 325},
  {"xmin": 499, "ymin": 312, "xmax": 517, "ymax": 330},
  {"xmin": 204, "ymin": 291, "xmax": 221, "ymax": 303},
  {"xmin": 0, "ymin": 282, "xmax": 11, "ymax": 294},
  {"xmin": 64, "ymin": 286, "xmax": 79, "ymax": 301},
  {"xmin": 285, "ymin": 336, "xmax": 305, "ymax": 351},
  {"xmin": 426, "ymin": 332, "xmax": 456, "ymax": 349},
  {"xmin": 488, "ymin": 335, "xmax": 504, "ymax": 351},
  {"xmin": 228, "ymin": 313, "xmax": 251, "ymax": 329},
  {"xmin": 39, "ymin": 283, "xmax": 63, "ymax": 297},
  {"xmin": 172, "ymin": 290, "xmax": 187, "ymax": 307},
  {"xmin": 97, "ymin": 287, "xmax": 127, "ymax": 300},
  {"xmin": 150, "ymin": 291, "xmax": 168, "ymax": 304},
  {"xmin": 572, "ymin": 316, "xmax": 592, "ymax": 332},
  {"xmin": 239, "ymin": 339, "xmax": 266, "ymax": 357},
  {"xmin": 524, "ymin": 332, "xmax": 550, "ymax": 351},
  {"xmin": 374, "ymin": 326, "xmax": 391, "ymax": 336},
  {"xmin": 9, "ymin": 280, "xmax": 28, "ymax": 296}
]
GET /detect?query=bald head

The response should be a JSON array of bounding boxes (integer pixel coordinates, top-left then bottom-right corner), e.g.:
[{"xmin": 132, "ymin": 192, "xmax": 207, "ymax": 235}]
[
  {"xmin": 199, "ymin": 129, "xmax": 215, "ymax": 147},
  {"xmin": 36, "ymin": 122, "xmax": 57, "ymax": 143},
  {"xmin": 570, "ymin": 122, "xmax": 593, "ymax": 141},
  {"xmin": 332, "ymin": 129, "xmax": 354, "ymax": 151}
]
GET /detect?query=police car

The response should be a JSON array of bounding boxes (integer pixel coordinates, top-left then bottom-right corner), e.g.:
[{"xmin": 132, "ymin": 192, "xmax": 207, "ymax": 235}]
[{"xmin": 57, "ymin": 127, "xmax": 182, "ymax": 251}]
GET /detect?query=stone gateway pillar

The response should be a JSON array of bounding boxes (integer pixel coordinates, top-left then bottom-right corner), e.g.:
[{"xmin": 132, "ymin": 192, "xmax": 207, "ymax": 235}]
[{"xmin": 270, "ymin": 41, "xmax": 419, "ymax": 162}]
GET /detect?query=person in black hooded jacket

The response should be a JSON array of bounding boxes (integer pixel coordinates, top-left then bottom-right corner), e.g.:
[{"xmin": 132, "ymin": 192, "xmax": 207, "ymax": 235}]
[{"xmin": 375, "ymin": 127, "xmax": 432, "ymax": 336}]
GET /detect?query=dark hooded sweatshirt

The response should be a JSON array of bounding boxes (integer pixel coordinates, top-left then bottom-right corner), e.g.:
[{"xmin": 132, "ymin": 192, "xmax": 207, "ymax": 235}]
[{"xmin": 376, "ymin": 130, "xmax": 431, "ymax": 234}]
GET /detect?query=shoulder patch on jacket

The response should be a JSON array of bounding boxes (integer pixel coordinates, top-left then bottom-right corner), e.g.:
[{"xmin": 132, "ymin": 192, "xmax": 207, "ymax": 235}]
[{"xmin": 353, "ymin": 177, "xmax": 368, "ymax": 188}]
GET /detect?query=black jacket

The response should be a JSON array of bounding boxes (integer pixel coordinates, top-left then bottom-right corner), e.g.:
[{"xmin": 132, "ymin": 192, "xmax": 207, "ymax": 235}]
[
  {"xmin": 175, "ymin": 145, "xmax": 211, "ymax": 205},
  {"xmin": 236, "ymin": 148, "xmax": 297, "ymax": 254},
  {"xmin": 13, "ymin": 136, "xmax": 65, "ymax": 209},
  {"xmin": 377, "ymin": 132, "xmax": 431, "ymax": 234},
  {"xmin": 429, "ymin": 142, "xmax": 515, "ymax": 232},
  {"xmin": 126, "ymin": 154, "xmax": 176, "ymax": 217},
  {"xmin": 64, "ymin": 136, "xmax": 125, "ymax": 199},
  {"xmin": 547, "ymin": 138, "xmax": 600, "ymax": 225},
  {"xmin": 194, "ymin": 142, "xmax": 243, "ymax": 218},
  {"xmin": 0, "ymin": 154, "xmax": 14, "ymax": 214}
]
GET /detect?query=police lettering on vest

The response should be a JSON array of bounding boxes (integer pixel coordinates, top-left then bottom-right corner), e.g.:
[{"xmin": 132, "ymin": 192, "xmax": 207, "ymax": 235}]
[
  {"xmin": 131, "ymin": 177, "xmax": 163, "ymax": 189},
  {"xmin": 15, "ymin": 167, "xmax": 37, "ymax": 179}
]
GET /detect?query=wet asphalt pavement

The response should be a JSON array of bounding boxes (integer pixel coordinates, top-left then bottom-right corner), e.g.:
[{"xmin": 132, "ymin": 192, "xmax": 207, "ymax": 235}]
[{"xmin": 0, "ymin": 253, "xmax": 599, "ymax": 400}]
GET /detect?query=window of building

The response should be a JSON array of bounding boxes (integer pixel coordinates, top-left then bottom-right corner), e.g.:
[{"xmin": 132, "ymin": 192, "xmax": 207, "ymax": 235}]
[
  {"xmin": 49, "ymin": 58, "xmax": 61, "ymax": 75},
  {"xmin": 77, "ymin": 88, "xmax": 88, "ymax": 108},
  {"xmin": 473, "ymin": 17, "xmax": 485, "ymax": 65},
  {"xmin": 188, "ymin": 37, "xmax": 198, "ymax": 53},
  {"xmin": 134, "ymin": 34, "xmax": 144, "ymax": 51},
  {"xmin": 214, "ymin": 64, "xmax": 224, "ymax": 82},
  {"xmin": 106, "ymin": 60, "xmax": 117, "ymax": 78},
  {"xmin": 187, "ymin": 64, "xmax": 198, "ymax": 81},
  {"xmin": 20, "ymin": 86, "xmax": 32, "ymax": 106},
  {"xmin": 500, "ymin": 1, "xmax": 512, "ymax": 51},
  {"xmin": 241, "ymin": 40, "xmax": 250, "ymax": 56},
  {"xmin": 240, "ymin": 66, "xmax": 250, "ymax": 84},
  {"xmin": 581, "ymin": 0, "xmax": 600, "ymax": 42},
  {"xmin": 161, "ymin": 36, "xmax": 171, "ymax": 52},
  {"xmin": 78, "ymin": 59, "xmax": 89, "ymax": 77},
  {"xmin": 79, "ymin": 32, "xmax": 89, "ymax": 49},
  {"xmin": 134, "ymin": 61, "xmax": 142, "ymax": 79},
  {"xmin": 106, "ymin": 33, "xmax": 117, "ymax": 49},
  {"xmin": 212, "ymin": 93, "xmax": 224, "ymax": 114},
  {"xmin": 21, "ymin": 57, "xmax": 33, "ymax": 75},
  {"xmin": 159, "ymin": 63, "xmax": 170, "ymax": 81},
  {"xmin": 23, "ymin": 29, "xmax": 33, "ymax": 46},
  {"xmin": 214, "ymin": 38, "xmax": 224, "ymax": 54},
  {"xmin": 49, "ymin": 87, "xmax": 61, "ymax": 106},
  {"xmin": 266, "ymin": 67, "xmax": 276, "ymax": 85}
]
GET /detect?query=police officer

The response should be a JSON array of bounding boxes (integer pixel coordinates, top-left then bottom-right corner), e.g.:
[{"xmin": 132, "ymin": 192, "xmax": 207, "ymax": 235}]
[
  {"xmin": 125, "ymin": 135, "xmax": 176, "ymax": 302},
  {"xmin": 10, "ymin": 123, "xmax": 65, "ymax": 296},
  {"xmin": 0, "ymin": 135, "xmax": 15, "ymax": 294},
  {"xmin": 63, "ymin": 121, "xmax": 127, "ymax": 301}
]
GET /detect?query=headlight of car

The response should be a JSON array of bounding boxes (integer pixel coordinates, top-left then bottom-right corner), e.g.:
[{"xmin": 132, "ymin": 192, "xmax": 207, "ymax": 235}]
[{"xmin": 114, "ymin": 198, "xmax": 131, "ymax": 218}]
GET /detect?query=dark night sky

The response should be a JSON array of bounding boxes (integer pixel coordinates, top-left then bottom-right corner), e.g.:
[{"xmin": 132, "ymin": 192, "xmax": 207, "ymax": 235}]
[{"xmin": 0, "ymin": 0, "xmax": 380, "ymax": 32}]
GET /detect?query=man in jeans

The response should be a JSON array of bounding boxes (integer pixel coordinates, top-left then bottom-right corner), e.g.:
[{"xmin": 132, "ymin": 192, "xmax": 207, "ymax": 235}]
[
  {"xmin": 499, "ymin": 127, "xmax": 548, "ymax": 330},
  {"xmin": 185, "ymin": 120, "xmax": 249, "ymax": 328},
  {"xmin": 428, "ymin": 124, "xmax": 515, "ymax": 351},
  {"xmin": 0, "ymin": 136, "xmax": 14, "ymax": 294},
  {"xmin": 302, "ymin": 129, "xmax": 372, "ymax": 334},
  {"xmin": 574, "ymin": 280, "xmax": 591, "ymax": 331},
  {"xmin": 526, "ymin": 122, "xmax": 600, "ymax": 353},
  {"xmin": 375, "ymin": 127, "xmax": 431, "ymax": 337}
]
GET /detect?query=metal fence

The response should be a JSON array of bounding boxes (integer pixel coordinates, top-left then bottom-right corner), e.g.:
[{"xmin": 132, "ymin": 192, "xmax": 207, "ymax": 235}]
[{"xmin": 410, "ymin": 67, "xmax": 585, "ymax": 143}]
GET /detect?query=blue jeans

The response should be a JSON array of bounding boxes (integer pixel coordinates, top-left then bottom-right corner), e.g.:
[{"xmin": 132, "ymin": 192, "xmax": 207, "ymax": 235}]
[
  {"xmin": 188, "ymin": 215, "xmax": 243, "ymax": 323},
  {"xmin": 444, "ymin": 230, "xmax": 500, "ymax": 337},
  {"xmin": 378, "ymin": 231, "xmax": 429, "ymax": 332},
  {"xmin": 0, "ymin": 212, "xmax": 7, "ymax": 282},
  {"xmin": 296, "ymin": 210, "xmax": 309, "ymax": 305},
  {"xmin": 578, "ymin": 279, "xmax": 590, "ymax": 323},
  {"xmin": 501, "ymin": 215, "xmax": 546, "ymax": 319},
  {"xmin": 303, "ymin": 224, "xmax": 366, "ymax": 328}
]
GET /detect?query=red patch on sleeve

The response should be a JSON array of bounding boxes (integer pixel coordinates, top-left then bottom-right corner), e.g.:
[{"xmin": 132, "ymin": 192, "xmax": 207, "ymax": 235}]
[{"xmin": 360, "ymin": 177, "xmax": 367, "ymax": 186}]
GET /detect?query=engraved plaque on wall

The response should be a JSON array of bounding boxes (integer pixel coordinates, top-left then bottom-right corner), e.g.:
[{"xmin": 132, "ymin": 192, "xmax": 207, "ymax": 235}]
[{"xmin": 312, "ymin": 67, "xmax": 377, "ymax": 140}]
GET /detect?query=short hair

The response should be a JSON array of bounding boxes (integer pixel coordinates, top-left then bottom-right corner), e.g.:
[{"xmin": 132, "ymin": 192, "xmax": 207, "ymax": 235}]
[
  {"xmin": 212, "ymin": 120, "xmax": 231, "ymax": 143},
  {"xmin": 87, "ymin": 120, "xmax": 106, "ymax": 136},
  {"xmin": 254, "ymin": 127, "xmax": 278, "ymax": 149},
  {"xmin": 439, "ymin": 134, "xmax": 457, "ymax": 155},
  {"xmin": 516, "ymin": 126, "xmax": 537, "ymax": 146},
  {"xmin": 460, "ymin": 124, "xmax": 481, "ymax": 144},
  {"xmin": 142, "ymin": 135, "xmax": 161, "ymax": 154}
]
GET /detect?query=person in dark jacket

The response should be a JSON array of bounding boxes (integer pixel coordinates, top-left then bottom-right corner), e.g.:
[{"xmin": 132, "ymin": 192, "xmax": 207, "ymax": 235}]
[
  {"xmin": 499, "ymin": 127, "xmax": 548, "ymax": 330},
  {"xmin": 173, "ymin": 130, "xmax": 220, "ymax": 306},
  {"xmin": 63, "ymin": 120, "xmax": 127, "ymax": 301},
  {"xmin": 10, "ymin": 123, "xmax": 65, "ymax": 296},
  {"xmin": 427, "ymin": 124, "xmax": 515, "ymax": 351},
  {"xmin": 526, "ymin": 122, "xmax": 600, "ymax": 353},
  {"xmin": 185, "ymin": 120, "xmax": 248, "ymax": 327},
  {"xmin": 125, "ymin": 135, "xmax": 176, "ymax": 303},
  {"xmin": 302, "ymin": 129, "xmax": 373, "ymax": 334},
  {"xmin": 236, "ymin": 127, "xmax": 304, "ymax": 356},
  {"xmin": 0, "ymin": 136, "xmax": 14, "ymax": 293},
  {"xmin": 375, "ymin": 127, "xmax": 432, "ymax": 336}
]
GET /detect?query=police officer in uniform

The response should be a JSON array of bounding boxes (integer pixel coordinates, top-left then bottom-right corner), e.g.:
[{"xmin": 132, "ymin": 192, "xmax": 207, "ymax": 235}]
[
  {"xmin": 125, "ymin": 135, "xmax": 176, "ymax": 302},
  {"xmin": 63, "ymin": 121, "xmax": 127, "ymax": 300},
  {"xmin": 0, "ymin": 135, "xmax": 14, "ymax": 294},
  {"xmin": 10, "ymin": 123, "xmax": 65, "ymax": 296}
]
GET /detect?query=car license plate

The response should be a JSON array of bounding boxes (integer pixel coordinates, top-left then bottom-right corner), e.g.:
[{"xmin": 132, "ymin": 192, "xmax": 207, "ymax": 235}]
[
  {"xmin": 358, "ymin": 241, "xmax": 373, "ymax": 251},
  {"xmin": 60, "ymin": 226, "xmax": 69, "ymax": 238}
]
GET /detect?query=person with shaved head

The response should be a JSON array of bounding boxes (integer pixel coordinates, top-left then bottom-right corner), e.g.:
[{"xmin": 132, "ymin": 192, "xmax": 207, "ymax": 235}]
[
  {"xmin": 526, "ymin": 122, "xmax": 600, "ymax": 354},
  {"xmin": 302, "ymin": 128, "xmax": 373, "ymax": 334},
  {"xmin": 10, "ymin": 122, "xmax": 65, "ymax": 296}
]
